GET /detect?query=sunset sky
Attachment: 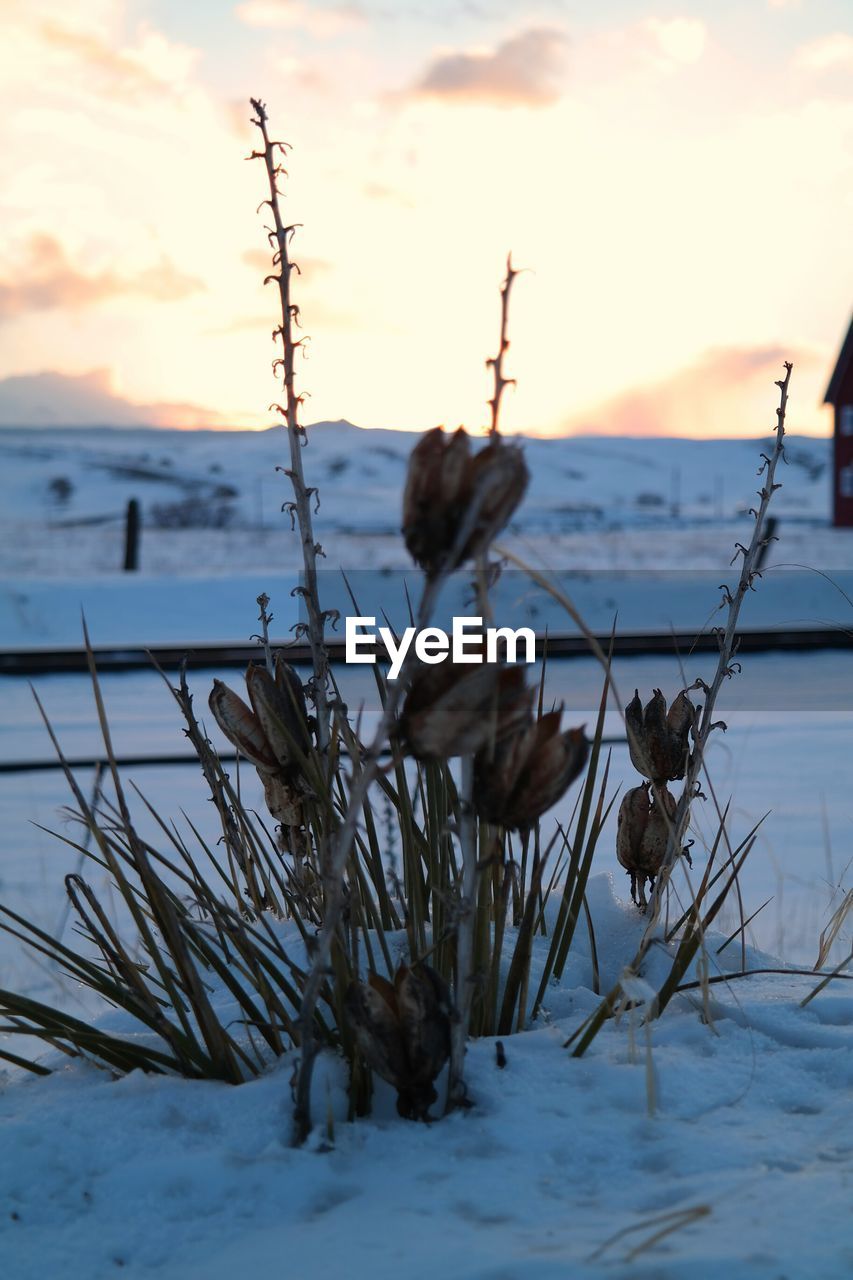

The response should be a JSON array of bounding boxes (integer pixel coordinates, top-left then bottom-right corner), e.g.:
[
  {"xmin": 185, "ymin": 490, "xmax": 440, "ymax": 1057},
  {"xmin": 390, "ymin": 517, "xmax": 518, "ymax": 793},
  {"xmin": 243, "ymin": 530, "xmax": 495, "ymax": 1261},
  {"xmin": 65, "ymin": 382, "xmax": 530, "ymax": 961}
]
[{"xmin": 1, "ymin": 0, "xmax": 851, "ymax": 436}]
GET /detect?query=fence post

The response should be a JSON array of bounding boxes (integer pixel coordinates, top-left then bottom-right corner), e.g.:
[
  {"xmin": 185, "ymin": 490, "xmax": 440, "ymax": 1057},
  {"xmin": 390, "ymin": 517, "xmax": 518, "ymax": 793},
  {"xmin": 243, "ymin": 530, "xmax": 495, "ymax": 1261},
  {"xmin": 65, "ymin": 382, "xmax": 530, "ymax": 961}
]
[{"xmin": 123, "ymin": 498, "xmax": 140, "ymax": 571}]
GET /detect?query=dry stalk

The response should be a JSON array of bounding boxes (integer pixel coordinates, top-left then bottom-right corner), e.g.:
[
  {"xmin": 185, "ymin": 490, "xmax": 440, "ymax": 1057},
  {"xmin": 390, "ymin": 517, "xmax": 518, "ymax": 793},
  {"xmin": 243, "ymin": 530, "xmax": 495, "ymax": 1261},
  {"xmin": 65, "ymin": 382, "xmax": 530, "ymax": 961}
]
[
  {"xmin": 254, "ymin": 592, "xmax": 275, "ymax": 675},
  {"xmin": 649, "ymin": 361, "xmax": 793, "ymax": 919},
  {"xmin": 446, "ymin": 752, "xmax": 477, "ymax": 1111},
  {"xmin": 448, "ymin": 261, "xmax": 520, "ymax": 1109},
  {"xmin": 487, "ymin": 254, "xmax": 519, "ymax": 438},
  {"xmin": 292, "ymin": 476, "xmax": 505, "ymax": 1143},
  {"xmin": 249, "ymin": 99, "xmax": 331, "ymax": 750}
]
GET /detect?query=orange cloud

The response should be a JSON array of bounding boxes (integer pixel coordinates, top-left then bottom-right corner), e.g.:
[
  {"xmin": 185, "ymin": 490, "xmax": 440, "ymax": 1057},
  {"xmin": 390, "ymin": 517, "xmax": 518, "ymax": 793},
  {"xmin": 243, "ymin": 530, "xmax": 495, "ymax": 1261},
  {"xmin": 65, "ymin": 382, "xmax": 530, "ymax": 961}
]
[
  {"xmin": 240, "ymin": 249, "xmax": 331, "ymax": 282},
  {"xmin": 0, "ymin": 235, "xmax": 204, "ymax": 320},
  {"xmin": 235, "ymin": 0, "xmax": 364, "ymax": 38},
  {"xmin": 563, "ymin": 345, "xmax": 824, "ymax": 438},
  {"xmin": 411, "ymin": 28, "xmax": 568, "ymax": 107},
  {"xmin": 0, "ymin": 368, "xmax": 227, "ymax": 428},
  {"xmin": 39, "ymin": 20, "xmax": 196, "ymax": 102}
]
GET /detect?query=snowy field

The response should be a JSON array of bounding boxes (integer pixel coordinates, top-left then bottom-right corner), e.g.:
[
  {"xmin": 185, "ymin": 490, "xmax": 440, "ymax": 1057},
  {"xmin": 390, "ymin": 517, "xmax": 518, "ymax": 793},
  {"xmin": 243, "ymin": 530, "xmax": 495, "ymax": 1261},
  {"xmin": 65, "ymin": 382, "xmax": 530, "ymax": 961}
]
[
  {"xmin": 0, "ymin": 422, "xmax": 847, "ymax": 582},
  {"xmin": 1, "ymin": 425, "xmax": 852, "ymax": 1278},
  {"xmin": 1, "ymin": 655, "xmax": 851, "ymax": 1277},
  {"xmin": 1, "ymin": 907, "xmax": 850, "ymax": 1280},
  {"xmin": 2, "ymin": 423, "xmax": 852, "ymax": 652}
]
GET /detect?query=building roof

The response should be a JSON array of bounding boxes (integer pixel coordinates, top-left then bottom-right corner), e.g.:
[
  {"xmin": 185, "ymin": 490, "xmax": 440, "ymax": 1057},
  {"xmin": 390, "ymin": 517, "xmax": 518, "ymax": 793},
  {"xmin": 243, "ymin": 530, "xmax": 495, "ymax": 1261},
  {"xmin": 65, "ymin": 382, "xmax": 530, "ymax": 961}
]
[{"xmin": 825, "ymin": 314, "xmax": 853, "ymax": 405}]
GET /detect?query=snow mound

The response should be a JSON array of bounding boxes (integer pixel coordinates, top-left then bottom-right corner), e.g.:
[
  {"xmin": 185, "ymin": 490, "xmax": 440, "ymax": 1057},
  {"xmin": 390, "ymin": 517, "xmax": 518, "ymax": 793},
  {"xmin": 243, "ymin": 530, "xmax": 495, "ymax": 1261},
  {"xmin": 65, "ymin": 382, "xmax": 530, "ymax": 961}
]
[{"xmin": 1, "ymin": 874, "xmax": 851, "ymax": 1278}]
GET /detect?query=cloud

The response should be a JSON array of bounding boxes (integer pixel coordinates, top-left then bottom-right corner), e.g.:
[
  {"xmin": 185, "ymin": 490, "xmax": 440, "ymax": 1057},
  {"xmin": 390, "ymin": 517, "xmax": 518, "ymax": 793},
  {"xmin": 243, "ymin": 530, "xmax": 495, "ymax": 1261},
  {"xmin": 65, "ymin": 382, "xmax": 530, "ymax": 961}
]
[
  {"xmin": 363, "ymin": 181, "xmax": 414, "ymax": 207},
  {"xmin": 39, "ymin": 19, "xmax": 199, "ymax": 101},
  {"xmin": 411, "ymin": 27, "xmax": 568, "ymax": 107},
  {"xmin": 0, "ymin": 236, "xmax": 204, "ymax": 321},
  {"xmin": 0, "ymin": 369, "xmax": 227, "ymax": 428},
  {"xmin": 235, "ymin": 0, "xmax": 364, "ymax": 38},
  {"xmin": 240, "ymin": 248, "xmax": 331, "ymax": 282},
  {"xmin": 794, "ymin": 33, "xmax": 853, "ymax": 73},
  {"xmin": 564, "ymin": 345, "xmax": 821, "ymax": 438},
  {"xmin": 641, "ymin": 17, "xmax": 706, "ymax": 66}
]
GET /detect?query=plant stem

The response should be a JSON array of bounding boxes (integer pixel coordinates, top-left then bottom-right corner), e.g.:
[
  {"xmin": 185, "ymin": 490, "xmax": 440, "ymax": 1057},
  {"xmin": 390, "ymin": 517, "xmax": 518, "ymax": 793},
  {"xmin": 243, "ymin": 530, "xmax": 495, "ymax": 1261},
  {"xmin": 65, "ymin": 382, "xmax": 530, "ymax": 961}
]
[
  {"xmin": 291, "ymin": 487, "xmax": 494, "ymax": 1142},
  {"xmin": 487, "ymin": 254, "xmax": 519, "ymax": 438},
  {"xmin": 651, "ymin": 361, "xmax": 793, "ymax": 915},
  {"xmin": 447, "ymin": 754, "xmax": 477, "ymax": 1111},
  {"xmin": 249, "ymin": 99, "xmax": 330, "ymax": 751}
]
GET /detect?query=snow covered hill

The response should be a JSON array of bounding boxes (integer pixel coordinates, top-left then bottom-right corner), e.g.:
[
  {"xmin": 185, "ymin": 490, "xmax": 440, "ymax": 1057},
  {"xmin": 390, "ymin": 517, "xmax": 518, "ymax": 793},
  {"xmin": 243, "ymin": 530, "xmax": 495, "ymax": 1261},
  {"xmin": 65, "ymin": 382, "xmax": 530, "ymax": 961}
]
[{"xmin": 0, "ymin": 422, "xmax": 838, "ymax": 576}]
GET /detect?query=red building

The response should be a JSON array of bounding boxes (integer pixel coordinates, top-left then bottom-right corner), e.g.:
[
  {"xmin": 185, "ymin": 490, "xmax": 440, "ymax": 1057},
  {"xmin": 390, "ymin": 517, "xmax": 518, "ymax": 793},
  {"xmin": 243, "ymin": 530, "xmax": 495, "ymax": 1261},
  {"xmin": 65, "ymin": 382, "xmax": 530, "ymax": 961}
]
[{"xmin": 825, "ymin": 314, "xmax": 853, "ymax": 527}]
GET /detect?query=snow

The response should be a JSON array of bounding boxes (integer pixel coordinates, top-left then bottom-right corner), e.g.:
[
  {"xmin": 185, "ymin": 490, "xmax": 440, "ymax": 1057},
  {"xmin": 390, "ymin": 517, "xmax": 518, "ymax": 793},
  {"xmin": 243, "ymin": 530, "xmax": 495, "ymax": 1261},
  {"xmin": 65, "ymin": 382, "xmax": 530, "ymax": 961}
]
[
  {"xmin": 4, "ymin": 563, "xmax": 853, "ymax": 651},
  {"xmin": 2, "ymin": 422, "xmax": 851, "ymax": 651},
  {"xmin": 0, "ymin": 424, "xmax": 847, "ymax": 585},
  {"xmin": 1, "ymin": 879, "xmax": 851, "ymax": 1280},
  {"xmin": 1, "ymin": 424, "xmax": 851, "ymax": 1277},
  {"xmin": 0, "ymin": 424, "xmax": 832, "ymax": 539}
]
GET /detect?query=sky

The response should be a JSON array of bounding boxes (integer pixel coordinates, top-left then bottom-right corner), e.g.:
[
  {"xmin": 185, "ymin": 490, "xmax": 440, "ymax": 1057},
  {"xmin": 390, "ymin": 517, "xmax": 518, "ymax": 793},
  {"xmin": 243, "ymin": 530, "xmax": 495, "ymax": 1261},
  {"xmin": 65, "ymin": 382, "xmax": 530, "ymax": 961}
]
[{"xmin": 0, "ymin": 0, "xmax": 851, "ymax": 437}]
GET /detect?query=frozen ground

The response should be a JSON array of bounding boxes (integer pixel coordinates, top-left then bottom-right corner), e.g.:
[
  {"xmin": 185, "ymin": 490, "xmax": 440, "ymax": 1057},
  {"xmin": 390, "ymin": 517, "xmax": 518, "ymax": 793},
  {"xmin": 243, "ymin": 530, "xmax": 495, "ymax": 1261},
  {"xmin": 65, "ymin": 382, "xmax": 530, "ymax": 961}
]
[
  {"xmin": 0, "ymin": 423, "xmax": 847, "ymax": 582},
  {"xmin": 1, "ymin": 664, "xmax": 852, "ymax": 1277},
  {"xmin": 1, "ymin": 425, "xmax": 851, "ymax": 1277},
  {"xmin": 2, "ymin": 423, "xmax": 851, "ymax": 652},
  {"xmin": 3, "ymin": 562, "xmax": 853, "ymax": 650},
  {"xmin": 0, "ymin": 872, "xmax": 851, "ymax": 1280}
]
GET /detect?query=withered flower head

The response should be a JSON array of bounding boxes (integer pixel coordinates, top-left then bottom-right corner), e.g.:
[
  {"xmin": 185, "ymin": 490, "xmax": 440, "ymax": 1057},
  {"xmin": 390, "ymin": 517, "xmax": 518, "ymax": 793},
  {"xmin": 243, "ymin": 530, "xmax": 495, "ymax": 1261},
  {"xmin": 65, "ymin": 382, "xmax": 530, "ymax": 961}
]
[
  {"xmin": 344, "ymin": 973, "xmax": 409, "ymax": 1102},
  {"xmin": 473, "ymin": 710, "xmax": 588, "ymax": 830},
  {"xmin": 616, "ymin": 782, "xmax": 677, "ymax": 909},
  {"xmin": 345, "ymin": 963, "xmax": 452, "ymax": 1121},
  {"xmin": 400, "ymin": 660, "xmax": 532, "ymax": 761},
  {"xmin": 208, "ymin": 679, "xmax": 277, "ymax": 772},
  {"xmin": 464, "ymin": 437, "xmax": 529, "ymax": 561},
  {"xmin": 209, "ymin": 664, "xmax": 312, "ymax": 838},
  {"xmin": 402, "ymin": 427, "xmax": 470, "ymax": 573},
  {"xmin": 625, "ymin": 688, "xmax": 696, "ymax": 784},
  {"xmin": 402, "ymin": 427, "xmax": 528, "ymax": 577},
  {"xmin": 245, "ymin": 661, "xmax": 310, "ymax": 774}
]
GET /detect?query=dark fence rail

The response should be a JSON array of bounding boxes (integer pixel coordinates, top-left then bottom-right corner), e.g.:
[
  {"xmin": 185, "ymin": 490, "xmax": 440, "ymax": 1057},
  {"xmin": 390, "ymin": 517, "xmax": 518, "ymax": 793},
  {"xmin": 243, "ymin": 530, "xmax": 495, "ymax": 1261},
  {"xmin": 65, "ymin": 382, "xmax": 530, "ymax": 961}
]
[
  {"xmin": 0, "ymin": 739, "xmax": 634, "ymax": 776},
  {"xmin": 1, "ymin": 626, "xmax": 851, "ymax": 676}
]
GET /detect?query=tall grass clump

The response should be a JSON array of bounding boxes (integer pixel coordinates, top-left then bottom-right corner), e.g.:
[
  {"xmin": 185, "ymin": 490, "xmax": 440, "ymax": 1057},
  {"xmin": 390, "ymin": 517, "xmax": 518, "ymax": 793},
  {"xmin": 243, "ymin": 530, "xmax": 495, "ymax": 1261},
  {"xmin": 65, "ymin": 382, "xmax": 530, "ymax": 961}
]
[{"xmin": 1, "ymin": 99, "xmax": 844, "ymax": 1142}]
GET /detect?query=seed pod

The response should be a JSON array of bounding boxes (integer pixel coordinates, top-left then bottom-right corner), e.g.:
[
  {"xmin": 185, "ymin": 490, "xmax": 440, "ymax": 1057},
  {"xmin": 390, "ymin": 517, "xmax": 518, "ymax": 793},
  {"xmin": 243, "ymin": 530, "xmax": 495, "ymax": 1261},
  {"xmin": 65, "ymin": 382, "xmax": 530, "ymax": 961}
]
[
  {"xmin": 208, "ymin": 679, "xmax": 277, "ymax": 771},
  {"xmin": 402, "ymin": 427, "xmax": 471, "ymax": 574},
  {"xmin": 394, "ymin": 964, "xmax": 452, "ymax": 1120},
  {"xmin": 474, "ymin": 711, "xmax": 588, "ymax": 830},
  {"xmin": 401, "ymin": 427, "xmax": 528, "ymax": 577},
  {"xmin": 246, "ymin": 663, "xmax": 310, "ymax": 773},
  {"xmin": 665, "ymin": 689, "xmax": 696, "ymax": 757},
  {"xmin": 260, "ymin": 773, "xmax": 304, "ymax": 829},
  {"xmin": 462, "ymin": 437, "xmax": 529, "ymax": 562},
  {"xmin": 616, "ymin": 782, "xmax": 677, "ymax": 909},
  {"xmin": 344, "ymin": 974, "xmax": 408, "ymax": 1097},
  {"xmin": 345, "ymin": 964, "xmax": 452, "ymax": 1121},
  {"xmin": 275, "ymin": 653, "xmax": 310, "ymax": 734},
  {"xmin": 400, "ymin": 661, "xmax": 532, "ymax": 761},
  {"xmin": 625, "ymin": 688, "xmax": 696, "ymax": 783}
]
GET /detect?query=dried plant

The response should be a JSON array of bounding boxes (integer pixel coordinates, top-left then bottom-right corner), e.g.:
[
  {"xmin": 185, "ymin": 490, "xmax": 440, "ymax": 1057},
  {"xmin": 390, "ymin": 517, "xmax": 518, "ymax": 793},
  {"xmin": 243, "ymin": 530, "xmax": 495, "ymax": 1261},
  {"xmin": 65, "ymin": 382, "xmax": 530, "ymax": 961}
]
[
  {"xmin": 402, "ymin": 427, "xmax": 529, "ymax": 577},
  {"xmin": 400, "ymin": 660, "xmax": 532, "ymax": 761},
  {"xmin": 249, "ymin": 98, "xmax": 332, "ymax": 750},
  {"xmin": 473, "ymin": 714, "xmax": 589, "ymax": 831},
  {"xmin": 3, "ymin": 109, "xmax": 848, "ymax": 1157},
  {"xmin": 566, "ymin": 363, "xmax": 800, "ymax": 1054},
  {"xmin": 616, "ymin": 782, "xmax": 677, "ymax": 910},
  {"xmin": 345, "ymin": 964, "xmax": 452, "ymax": 1120},
  {"xmin": 650, "ymin": 363, "xmax": 794, "ymax": 907},
  {"xmin": 624, "ymin": 689, "xmax": 696, "ymax": 786}
]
